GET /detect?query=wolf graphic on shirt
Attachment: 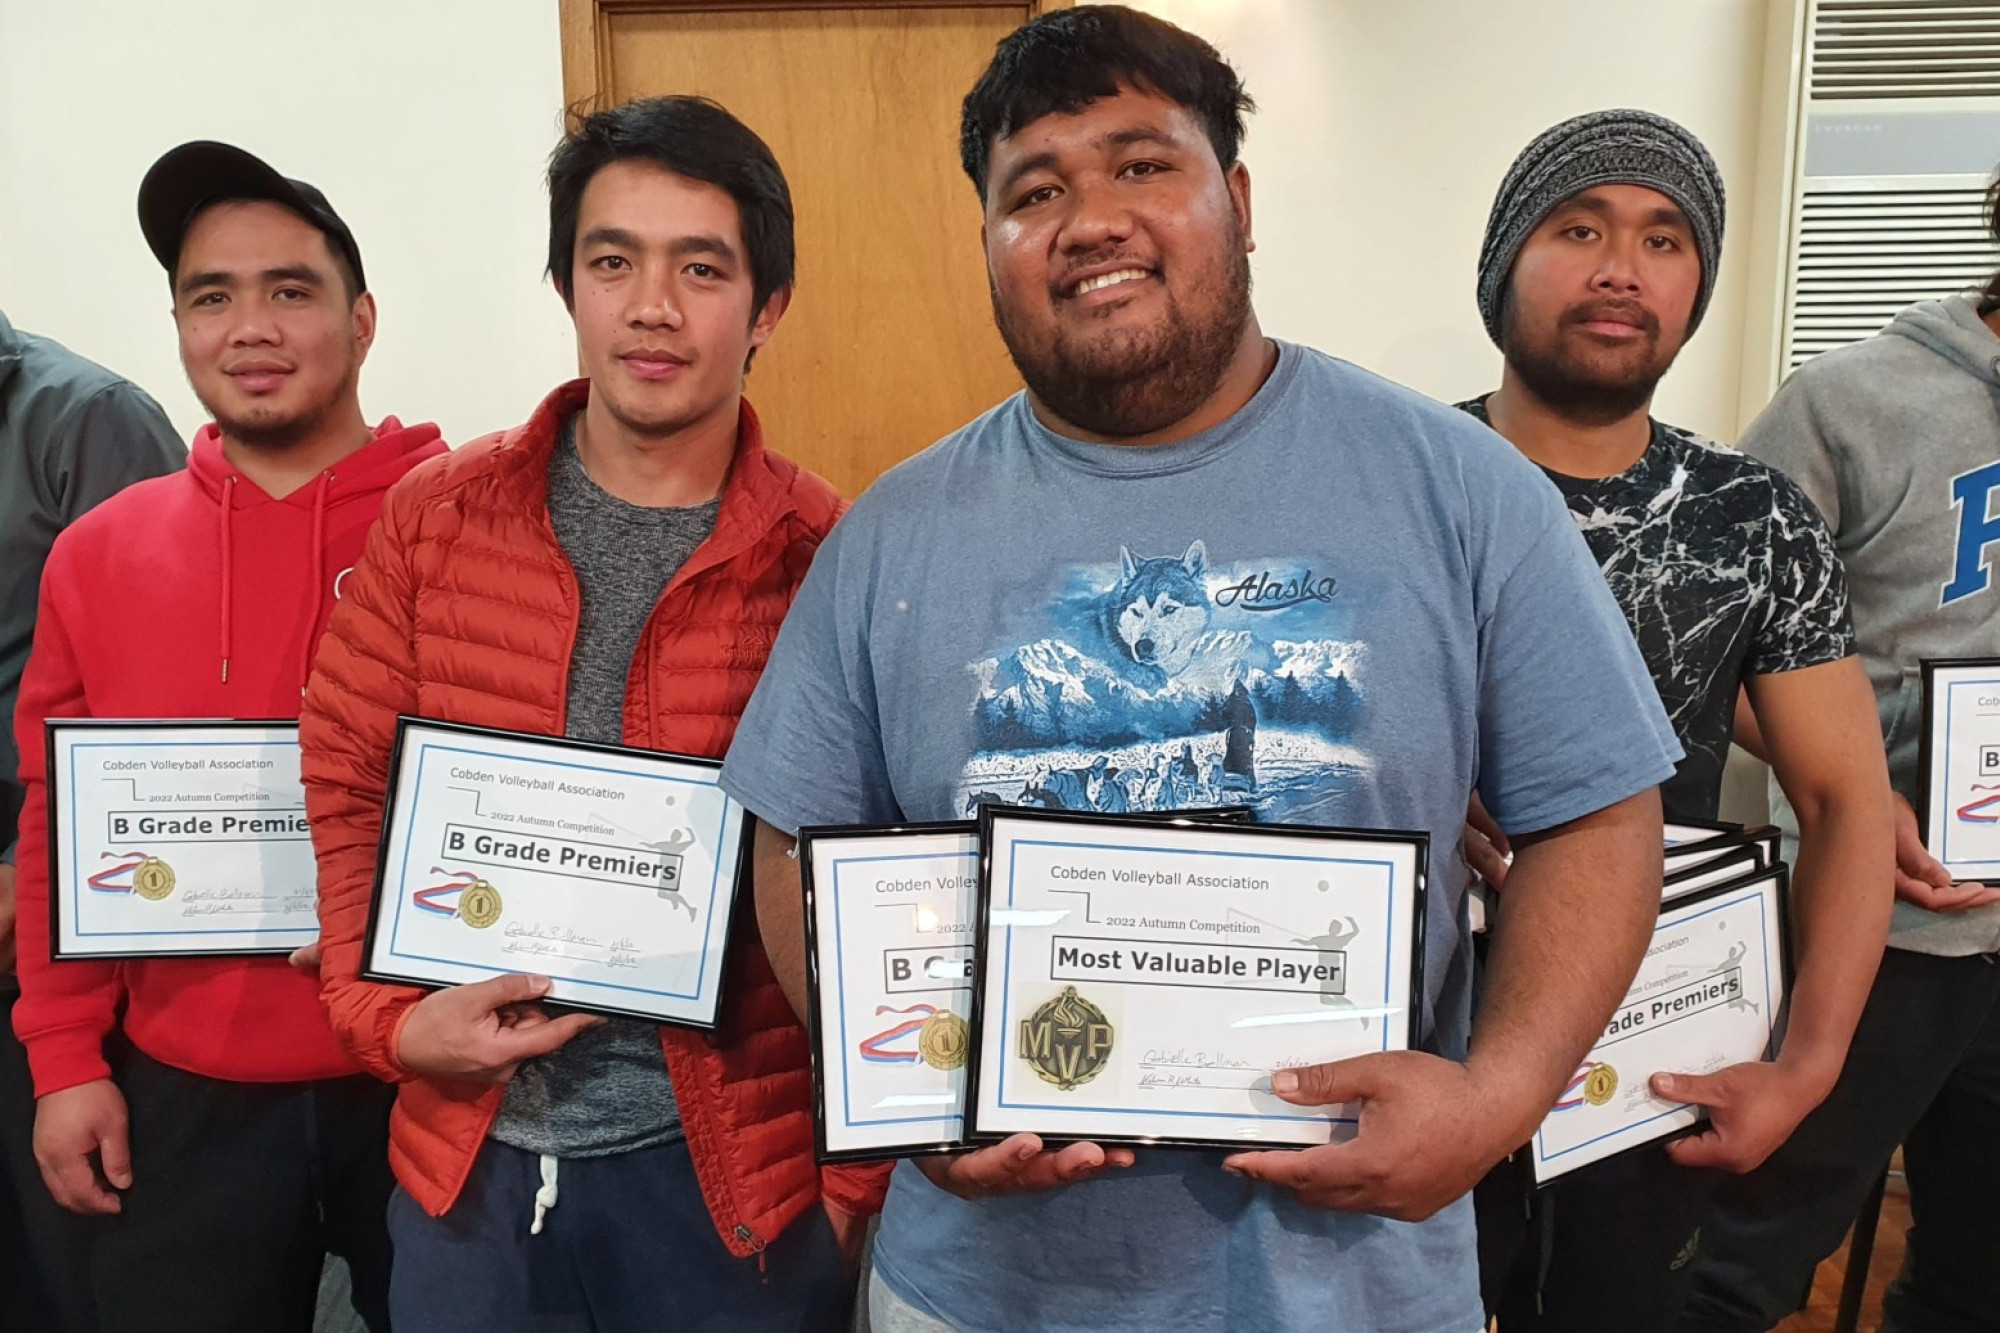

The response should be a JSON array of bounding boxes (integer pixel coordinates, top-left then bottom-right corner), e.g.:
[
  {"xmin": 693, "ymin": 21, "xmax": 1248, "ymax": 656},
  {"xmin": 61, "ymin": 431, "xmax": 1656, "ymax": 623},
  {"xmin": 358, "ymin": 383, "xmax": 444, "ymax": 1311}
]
[
  {"xmin": 1098, "ymin": 542, "xmax": 1216, "ymax": 688},
  {"xmin": 957, "ymin": 541, "xmax": 1370, "ymax": 825}
]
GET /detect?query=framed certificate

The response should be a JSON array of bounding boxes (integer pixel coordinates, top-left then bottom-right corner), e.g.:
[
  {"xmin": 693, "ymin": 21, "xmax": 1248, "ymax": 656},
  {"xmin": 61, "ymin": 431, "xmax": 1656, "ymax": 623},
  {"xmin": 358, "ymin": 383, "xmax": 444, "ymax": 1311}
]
[
  {"xmin": 361, "ymin": 718, "xmax": 747, "ymax": 1028},
  {"xmin": 1663, "ymin": 835, "xmax": 1772, "ymax": 905},
  {"xmin": 800, "ymin": 806, "xmax": 1255, "ymax": 1162},
  {"xmin": 801, "ymin": 822, "xmax": 979, "ymax": 1162},
  {"xmin": 1920, "ymin": 657, "xmax": 2000, "ymax": 881},
  {"xmin": 967, "ymin": 806, "xmax": 1426, "ymax": 1150},
  {"xmin": 1529, "ymin": 863, "xmax": 1791, "ymax": 1183},
  {"xmin": 46, "ymin": 720, "xmax": 318, "ymax": 958},
  {"xmin": 1664, "ymin": 818, "xmax": 1742, "ymax": 848}
]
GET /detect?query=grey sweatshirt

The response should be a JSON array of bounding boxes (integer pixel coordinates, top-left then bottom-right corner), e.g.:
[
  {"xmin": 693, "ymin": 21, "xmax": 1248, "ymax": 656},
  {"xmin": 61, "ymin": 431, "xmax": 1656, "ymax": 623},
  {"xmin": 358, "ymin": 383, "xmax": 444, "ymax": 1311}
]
[
  {"xmin": 1742, "ymin": 293, "xmax": 2000, "ymax": 955},
  {"xmin": 0, "ymin": 311, "xmax": 184, "ymax": 863}
]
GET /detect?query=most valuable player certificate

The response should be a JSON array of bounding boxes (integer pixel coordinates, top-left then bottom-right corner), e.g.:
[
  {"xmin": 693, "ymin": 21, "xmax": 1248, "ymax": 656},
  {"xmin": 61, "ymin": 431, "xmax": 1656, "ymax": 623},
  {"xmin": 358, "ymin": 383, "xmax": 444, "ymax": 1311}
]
[
  {"xmin": 1921, "ymin": 658, "xmax": 2000, "ymax": 881},
  {"xmin": 46, "ymin": 720, "xmax": 319, "ymax": 958},
  {"xmin": 968, "ymin": 806, "xmax": 1427, "ymax": 1150},
  {"xmin": 800, "ymin": 822, "xmax": 980, "ymax": 1162},
  {"xmin": 362, "ymin": 719, "xmax": 746, "ymax": 1028},
  {"xmin": 1529, "ymin": 865, "xmax": 1790, "ymax": 1183}
]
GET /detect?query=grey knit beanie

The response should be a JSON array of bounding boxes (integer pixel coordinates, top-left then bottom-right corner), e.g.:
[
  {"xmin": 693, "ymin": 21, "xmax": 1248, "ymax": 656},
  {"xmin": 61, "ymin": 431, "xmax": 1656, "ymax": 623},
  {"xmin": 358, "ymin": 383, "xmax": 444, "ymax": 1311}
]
[{"xmin": 1476, "ymin": 109, "xmax": 1725, "ymax": 347}]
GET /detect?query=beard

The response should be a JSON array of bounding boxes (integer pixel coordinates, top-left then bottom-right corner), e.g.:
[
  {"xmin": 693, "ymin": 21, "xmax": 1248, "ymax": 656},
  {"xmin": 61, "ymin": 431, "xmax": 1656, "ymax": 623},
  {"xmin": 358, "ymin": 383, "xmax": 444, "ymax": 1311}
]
[
  {"xmin": 1499, "ymin": 290, "xmax": 1680, "ymax": 428},
  {"xmin": 198, "ymin": 359, "xmax": 360, "ymax": 452},
  {"xmin": 992, "ymin": 228, "xmax": 1253, "ymax": 439}
]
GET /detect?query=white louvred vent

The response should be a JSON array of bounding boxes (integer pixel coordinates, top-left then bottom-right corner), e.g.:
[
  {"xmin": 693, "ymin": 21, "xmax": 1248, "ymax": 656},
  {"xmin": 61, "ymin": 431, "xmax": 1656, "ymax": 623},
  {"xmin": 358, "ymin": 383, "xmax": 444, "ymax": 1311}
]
[
  {"xmin": 1770, "ymin": 1, "xmax": 2000, "ymax": 381},
  {"xmin": 1786, "ymin": 179, "xmax": 1999, "ymax": 368},
  {"xmin": 1812, "ymin": 1, "xmax": 2000, "ymax": 100}
]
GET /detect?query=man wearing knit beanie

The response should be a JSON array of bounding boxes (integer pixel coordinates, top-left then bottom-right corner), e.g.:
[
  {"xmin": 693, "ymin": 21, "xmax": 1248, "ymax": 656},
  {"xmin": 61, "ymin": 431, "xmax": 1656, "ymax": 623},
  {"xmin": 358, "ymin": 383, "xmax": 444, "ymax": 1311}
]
[{"xmin": 1457, "ymin": 110, "xmax": 1893, "ymax": 1331}]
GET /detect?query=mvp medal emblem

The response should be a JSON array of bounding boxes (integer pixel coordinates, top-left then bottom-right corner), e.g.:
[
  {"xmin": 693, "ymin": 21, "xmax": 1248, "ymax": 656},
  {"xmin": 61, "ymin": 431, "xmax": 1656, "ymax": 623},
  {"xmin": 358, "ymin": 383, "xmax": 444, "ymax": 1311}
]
[{"xmin": 1019, "ymin": 986, "xmax": 1114, "ymax": 1091}]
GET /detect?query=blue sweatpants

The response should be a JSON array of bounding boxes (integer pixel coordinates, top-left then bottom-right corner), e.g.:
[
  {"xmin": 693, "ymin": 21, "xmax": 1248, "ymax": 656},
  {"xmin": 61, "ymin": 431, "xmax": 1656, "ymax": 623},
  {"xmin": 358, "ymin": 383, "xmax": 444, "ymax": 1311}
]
[{"xmin": 388, "ymin": 1138, "xmax": 856, "ymax": 1332}]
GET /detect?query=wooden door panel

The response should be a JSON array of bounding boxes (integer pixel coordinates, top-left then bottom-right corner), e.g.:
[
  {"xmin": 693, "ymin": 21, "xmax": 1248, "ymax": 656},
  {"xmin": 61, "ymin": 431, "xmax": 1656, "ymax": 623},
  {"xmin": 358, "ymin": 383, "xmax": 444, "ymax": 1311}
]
[{"xmin": 580, "ymin": 3, "xmax": 1047, "ymax": 498}]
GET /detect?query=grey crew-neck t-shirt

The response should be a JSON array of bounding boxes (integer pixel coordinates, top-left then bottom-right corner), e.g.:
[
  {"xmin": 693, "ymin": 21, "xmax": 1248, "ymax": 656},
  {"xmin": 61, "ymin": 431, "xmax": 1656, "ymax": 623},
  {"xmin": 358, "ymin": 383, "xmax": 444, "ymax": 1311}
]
[
  {"xmin": 720, "ymin": 342, "xmax": 1679, "ymax": 1332},
  {"xmin": 488, "ymin": 416, "xmax": 720, "ymax": 1158}
]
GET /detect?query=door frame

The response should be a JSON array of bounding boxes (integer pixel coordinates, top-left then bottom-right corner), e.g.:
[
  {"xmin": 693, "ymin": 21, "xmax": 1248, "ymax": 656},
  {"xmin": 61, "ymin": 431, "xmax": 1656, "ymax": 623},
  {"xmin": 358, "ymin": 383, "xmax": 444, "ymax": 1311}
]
[{"xmin": 560, "ymin": 0, "xmax": 1076, "ymax": 118}]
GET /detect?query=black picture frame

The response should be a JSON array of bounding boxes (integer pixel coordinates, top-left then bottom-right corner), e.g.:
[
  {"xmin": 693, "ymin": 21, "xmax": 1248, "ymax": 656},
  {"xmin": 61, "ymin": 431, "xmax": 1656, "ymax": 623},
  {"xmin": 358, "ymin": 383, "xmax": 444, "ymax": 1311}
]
[
  {"xmin": 358, "ymin": 716, "xmax": 747, "ymax": 1030},
  {"xmin": 44, "ymin": 717, "xmax": 310, "ymax": 960},
  {"xmin": 1917, "ymin": 656, "xmax": 2000, "ymax": 874},
  {"xmin": 799, "ymin": 819, "xmax": 978, "ymax": 1165},
  {"xmin": 796, "ymin": 804, "xmax": 1258, "ymax": 1164},
  {"xmin": 965, "ymin": 804, "xmax": 1429, "ymax": 1153},
  {"xmin": 1530, "ymin": 861, "xmax": 1794, "ymax": 1186}
]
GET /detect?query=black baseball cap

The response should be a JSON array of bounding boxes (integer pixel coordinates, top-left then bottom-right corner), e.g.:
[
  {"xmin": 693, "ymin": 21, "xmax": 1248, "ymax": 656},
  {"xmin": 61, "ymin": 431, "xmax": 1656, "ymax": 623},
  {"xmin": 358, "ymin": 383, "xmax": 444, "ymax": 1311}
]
[{"xmin": 138, "ymin": 140, "xmax": 367, "ymax": 294}]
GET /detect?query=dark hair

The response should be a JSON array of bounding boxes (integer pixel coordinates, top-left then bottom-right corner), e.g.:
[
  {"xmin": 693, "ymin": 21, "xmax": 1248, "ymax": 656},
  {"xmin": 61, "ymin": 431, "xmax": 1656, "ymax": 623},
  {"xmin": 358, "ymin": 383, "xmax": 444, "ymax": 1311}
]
[
  {"xmin": 959, "ymin": 5, "xmax": 1254, "ymax": 201},
  {"xmin": 546, "ymin": 96, "xmax": 795, "ymax": 315},
  {"xmin": 1981, "ymin": 170, "xmax": 2000, "ymax": 316}
]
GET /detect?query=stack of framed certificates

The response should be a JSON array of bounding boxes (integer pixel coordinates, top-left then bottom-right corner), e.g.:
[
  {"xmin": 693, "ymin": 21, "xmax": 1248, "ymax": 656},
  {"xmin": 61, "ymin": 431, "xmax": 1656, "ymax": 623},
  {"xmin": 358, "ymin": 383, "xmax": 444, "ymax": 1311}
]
[
  {"xmin": 45, "ymin": 720, "xmax": 322, "ymax": 957},
  {"xmin": 1662, "ymin": 819, "xmax": 1781, "ymax": 903},
  {"xmin": 360, "ymin": 719, "xmax": 749, "ymax": 1030},
  {"xmin": 1528, "ymin": 821, "xmax": 1791, "ymax": 1182},
  {"xmin": 1919, "ymin": 657, "xmax": 2000, "ymax": 883},
  {"xmin": 800, "ymin": 805, "xmax": 1428, "ymax": 1161},
  {"xmin": 1470, "ymin": 818, "xmax": 1779, "ymax": 935}
]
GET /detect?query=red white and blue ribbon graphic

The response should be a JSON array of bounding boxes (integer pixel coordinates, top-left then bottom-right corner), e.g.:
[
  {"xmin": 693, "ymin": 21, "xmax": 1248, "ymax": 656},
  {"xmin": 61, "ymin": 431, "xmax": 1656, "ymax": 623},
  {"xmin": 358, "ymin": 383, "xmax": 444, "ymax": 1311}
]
[
  {"xmin": 1551, "ymin": 1062, "xmax": 1599, "ymax": 1113},
  {"xmin": 858, "ymin": 1004, "xmax": 938, "ymax": 1064},
  {"xmin": 1957, "ymin": 784, "xmax": 2000, "ymax": 823},
  {"xmin": 87, "ymin": 851, "xmax": 150, "ymax": 895},
  {"xmin": 413, "ymin": 867, "xmax": 480, "ymax": 919}
]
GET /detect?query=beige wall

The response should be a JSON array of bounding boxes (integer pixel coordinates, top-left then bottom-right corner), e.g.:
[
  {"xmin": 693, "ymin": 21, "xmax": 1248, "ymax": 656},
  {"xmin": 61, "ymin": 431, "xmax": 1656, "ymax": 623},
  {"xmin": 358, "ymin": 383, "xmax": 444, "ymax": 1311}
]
[
  {"xmin": 1140, "ymin": 0, "xmax": 1776, "ymax": 440},
  {"xmin": 0, "ymin": 0, "xmax": 575, "ymax": 450},
  {"xmin": 0, "ymin": 0, "xmax": 1776, "ymax": 446},
  {"xmin": 0, "ymin": 0, "xmax": 1784, "ymax": 818}
]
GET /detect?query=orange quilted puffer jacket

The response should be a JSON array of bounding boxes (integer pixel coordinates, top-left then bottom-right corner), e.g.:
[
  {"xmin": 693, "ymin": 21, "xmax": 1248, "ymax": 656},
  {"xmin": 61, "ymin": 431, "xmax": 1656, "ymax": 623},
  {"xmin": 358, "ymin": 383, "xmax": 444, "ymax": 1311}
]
[{"xmin": 298, "ymin": 379, "xmax": 887, "ymax": 1254}]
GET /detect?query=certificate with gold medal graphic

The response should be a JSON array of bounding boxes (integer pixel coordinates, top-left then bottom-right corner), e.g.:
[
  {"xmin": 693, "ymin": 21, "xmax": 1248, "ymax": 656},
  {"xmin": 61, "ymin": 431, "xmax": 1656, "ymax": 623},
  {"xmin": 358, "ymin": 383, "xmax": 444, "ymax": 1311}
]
[
  {"xmin": 966, "ymin": 806, "xmax": 1426, "ymax": 1149},
  {"xmin": 1529, "ymin": 865, "xmax": 1790, "ymax": 1183},
  {"xmin": 46, "ymin": 720, "xmax": 320, "ymax": 958},
  {"xmin": 801, "ymin": 822, "xmax": 981, "ymax": 1162},
  {"xmin": 1919, "ymin": 657, "xmax": 2000, "ymax": 881},
  {"xmin": 361, "ymin": 719, "xmax": 746, "ymax": 1028}
]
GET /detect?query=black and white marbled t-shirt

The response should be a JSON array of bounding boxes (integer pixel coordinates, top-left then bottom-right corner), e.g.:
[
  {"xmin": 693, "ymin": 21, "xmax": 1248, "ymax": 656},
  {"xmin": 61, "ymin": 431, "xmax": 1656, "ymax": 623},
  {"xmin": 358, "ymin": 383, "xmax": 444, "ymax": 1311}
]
[{"xmin": 1459, "ymin": 397, "xmax": 1854, "ymax": 821}]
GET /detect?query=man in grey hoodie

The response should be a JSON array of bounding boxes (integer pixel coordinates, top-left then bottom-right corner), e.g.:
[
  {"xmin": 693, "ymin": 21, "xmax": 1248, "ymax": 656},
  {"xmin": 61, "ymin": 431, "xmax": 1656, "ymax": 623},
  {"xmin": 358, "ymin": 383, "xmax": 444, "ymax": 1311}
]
[
  {"xmin": 1677, "ymin": 282, "xmax": 2000, "ymax": 1330},
  {"xmin": 0, "ymin": 308, "xmax": 183, "ymax": 1329}
]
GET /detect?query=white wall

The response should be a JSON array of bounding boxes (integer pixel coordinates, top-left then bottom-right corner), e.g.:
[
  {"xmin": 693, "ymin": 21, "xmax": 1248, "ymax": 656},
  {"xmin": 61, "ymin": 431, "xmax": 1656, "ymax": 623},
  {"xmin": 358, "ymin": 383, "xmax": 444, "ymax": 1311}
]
[
  {"xmin": 1138, "ymin": 0, "xmax": 1775, "ymax": 443},
  {"xmin": 1135, "ymin": 0, "xmax": 1781, "ymax": 823},
  {"xmin": 0, "ymin": 1, "xmax": 1773, "ymax": 446},
  {"xmin": 0, "ymin": 0, "xmax": 1777, "ymax": 450},
  {"xmin": 0, "ymin": 0, "xmax": 576, "ymax": 449}
]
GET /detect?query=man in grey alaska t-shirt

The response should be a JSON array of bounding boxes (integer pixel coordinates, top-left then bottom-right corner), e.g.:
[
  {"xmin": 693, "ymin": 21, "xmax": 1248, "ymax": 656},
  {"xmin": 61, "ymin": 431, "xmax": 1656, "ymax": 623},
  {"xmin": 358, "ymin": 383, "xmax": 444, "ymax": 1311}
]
[{"xmin": 722, "ymin": 10, "xmax": 1681, "ymax": 1333}]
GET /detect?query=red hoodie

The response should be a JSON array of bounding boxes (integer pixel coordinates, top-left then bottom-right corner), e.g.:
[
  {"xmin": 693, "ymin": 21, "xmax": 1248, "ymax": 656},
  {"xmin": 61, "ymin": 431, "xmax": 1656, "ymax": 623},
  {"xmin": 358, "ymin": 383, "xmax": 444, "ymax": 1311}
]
[{"xmin": 12, "ymin": 418, "xmax": 446, "ymax": 1096}]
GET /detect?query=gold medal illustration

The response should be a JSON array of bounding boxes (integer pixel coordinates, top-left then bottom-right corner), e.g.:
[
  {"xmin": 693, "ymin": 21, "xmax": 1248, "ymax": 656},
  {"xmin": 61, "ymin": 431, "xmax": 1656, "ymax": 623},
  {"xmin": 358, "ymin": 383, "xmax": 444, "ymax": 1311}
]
[
  {"xmin": 132, "ymin": 857, "xmax": 177, "ymax": 901},
  {"xmin": 1018, "ymin": 986, "xmax": 1114, "ymax": 1092},
  {"xmin": 457, "ymin": 881, "xmax": 503, "ymax": 930},
  {"xmin": 917, "ymin": 1009, "xmax": 969, "ymax": 1071},
  {"xmin": 1583, "ymin": 1063, "xmax": 1619, "ymax": 1107}
]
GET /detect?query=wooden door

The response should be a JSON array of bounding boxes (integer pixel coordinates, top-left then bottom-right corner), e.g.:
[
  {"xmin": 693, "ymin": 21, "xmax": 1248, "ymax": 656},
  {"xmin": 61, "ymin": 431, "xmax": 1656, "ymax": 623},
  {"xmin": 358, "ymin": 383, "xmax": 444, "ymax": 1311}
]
[{"xmin": 562, "ymin": 0, "xmax": 1069, "ymax": 498}]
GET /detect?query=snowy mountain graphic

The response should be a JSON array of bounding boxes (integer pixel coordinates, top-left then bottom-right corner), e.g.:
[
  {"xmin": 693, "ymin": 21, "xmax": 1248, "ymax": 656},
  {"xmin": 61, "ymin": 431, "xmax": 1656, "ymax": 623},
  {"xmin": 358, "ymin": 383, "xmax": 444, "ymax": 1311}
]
[
  {"xmin": 955, "ymin": 543, "xmax": 1375, "ymax": 825},
  {"xmin": 973, "ymin": 635, "xmax": 1363, "ymax": 752}
]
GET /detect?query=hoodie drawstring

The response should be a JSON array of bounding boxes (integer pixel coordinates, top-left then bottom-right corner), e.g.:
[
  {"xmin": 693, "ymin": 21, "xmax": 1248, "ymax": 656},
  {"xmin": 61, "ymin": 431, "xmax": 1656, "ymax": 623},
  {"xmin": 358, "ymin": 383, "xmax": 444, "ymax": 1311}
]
[
  {"xmin": 530, "ymin": 1154, "xmax": 560, "ymax": 1235},
  {"xmin": 216, "ymin": 469, "xmax": 340, "ymax": 691},
  {"xmin": 218, "ymin": 477, "xmax": 237, "ymax": 684},
  {"xmin": 303, "ymin": 472, "xmax": 332, "ymax": 693}
]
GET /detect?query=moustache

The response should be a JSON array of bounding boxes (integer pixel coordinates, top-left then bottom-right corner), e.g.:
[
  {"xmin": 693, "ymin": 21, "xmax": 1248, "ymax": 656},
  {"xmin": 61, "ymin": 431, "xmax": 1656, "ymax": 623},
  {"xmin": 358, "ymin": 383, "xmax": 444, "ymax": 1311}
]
[{"xmin": 1561, "ymin": 300, "xmax": 1660, "ymax": 337}]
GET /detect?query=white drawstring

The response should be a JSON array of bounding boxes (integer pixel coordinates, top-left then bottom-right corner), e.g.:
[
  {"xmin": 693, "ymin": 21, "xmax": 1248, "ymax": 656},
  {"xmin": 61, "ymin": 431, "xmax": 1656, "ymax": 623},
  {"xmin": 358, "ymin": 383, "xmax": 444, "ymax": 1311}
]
[{"xmin": 530, "ymin": 1154, "xmax": 560, "ymax": 1235}]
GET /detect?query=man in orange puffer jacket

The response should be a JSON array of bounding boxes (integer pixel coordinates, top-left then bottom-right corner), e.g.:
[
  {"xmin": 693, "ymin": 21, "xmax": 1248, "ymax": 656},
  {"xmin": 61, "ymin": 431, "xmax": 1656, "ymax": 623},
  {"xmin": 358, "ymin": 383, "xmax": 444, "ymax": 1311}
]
[{"xmin": 297, "ymin": 97, "xmax": 885, "ymax": 1331}]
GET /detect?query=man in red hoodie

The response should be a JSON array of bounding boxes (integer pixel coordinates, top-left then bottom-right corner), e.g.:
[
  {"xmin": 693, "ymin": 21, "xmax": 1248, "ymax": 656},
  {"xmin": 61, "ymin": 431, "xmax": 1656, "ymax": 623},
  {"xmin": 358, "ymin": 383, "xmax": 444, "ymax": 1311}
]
[
  {"xmin": 11, "ymin": 141, "xmax": 445, "ymax": 1331},
  {"xmin": 299, "ymin": 96, "xmax": 882, "ymax": 1331}
]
